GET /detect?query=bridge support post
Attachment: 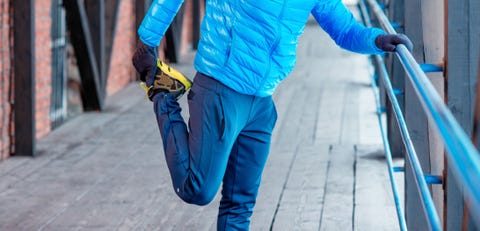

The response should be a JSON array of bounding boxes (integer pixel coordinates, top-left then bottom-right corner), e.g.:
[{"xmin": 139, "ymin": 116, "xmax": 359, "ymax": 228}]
[
  {"xmin": 445, "ymin": 0, "xmax": 480, "ymax": 229},
  {"xmin": 13, "ymin": 0, "xmax": 36, "ymax": 156}
]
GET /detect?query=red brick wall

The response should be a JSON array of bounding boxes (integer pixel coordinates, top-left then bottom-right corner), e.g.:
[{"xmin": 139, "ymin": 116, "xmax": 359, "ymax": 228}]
[
  {"xmin": 0, "ymin": 0, "xmax": 145, "ymax": 159},
  {"xmin": 106, "ymin": 0, "xmax": 136, "ymax": 95},
  {"xmin": 0, "ymin": 0, "xmax": 13, "ymax": 160},
  {"xmin": 0, "ymin": 0, "xmax": 57, "ymax": 158},
  {"xmin": 0, "ymin": 0, "xmax": 52, "ymax": 159},
  {"xmin": 35, "ymin": 0, "xmax": 52, "ymax": 139}
]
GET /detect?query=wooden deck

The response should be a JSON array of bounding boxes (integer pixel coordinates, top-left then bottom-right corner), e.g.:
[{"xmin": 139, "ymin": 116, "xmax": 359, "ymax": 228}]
[{"xmin": 0, "ymin": 16, "xmax": 401, "ymax": 230}]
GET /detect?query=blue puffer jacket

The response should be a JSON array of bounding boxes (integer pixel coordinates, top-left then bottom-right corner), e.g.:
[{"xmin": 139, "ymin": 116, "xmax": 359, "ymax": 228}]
[{"xmin": 138, "ymin": 0, "xmax": 385, "ymax": 96}]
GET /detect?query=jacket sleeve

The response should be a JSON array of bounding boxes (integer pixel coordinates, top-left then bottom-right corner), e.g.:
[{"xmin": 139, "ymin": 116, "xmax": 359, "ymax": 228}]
[
  {"xmin": 311, "ymin": 0, "xmax": 385, "ymax": 54},
  {"xmin": 138, "ymin": 0, "xmax": 184, "ymax": 47}
]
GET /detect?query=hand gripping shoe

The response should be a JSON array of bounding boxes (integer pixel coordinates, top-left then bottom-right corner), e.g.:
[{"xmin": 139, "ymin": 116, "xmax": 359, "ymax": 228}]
[{"xmin": 140, "ymin": 60, "xmax": 193, "ymax": 101}]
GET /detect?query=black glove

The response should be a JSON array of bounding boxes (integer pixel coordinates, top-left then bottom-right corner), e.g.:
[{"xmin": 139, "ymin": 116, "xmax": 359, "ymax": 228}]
[
  {"xmin": 132, "ymin": 42, "xmax": 158, "ymax": 86},
  {"xmin": 375, "ymin": 34, "xmax": 413, "ymax": 52}
]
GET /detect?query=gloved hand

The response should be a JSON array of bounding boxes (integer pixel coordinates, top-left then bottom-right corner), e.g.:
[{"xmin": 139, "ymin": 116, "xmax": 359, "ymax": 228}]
[
  {"xmin": 132, "ymin": 42, "xmax": 158, "ymax": 86},
  {"xmin": 375, "ymin": 34, "xmax": 413, "ymax": 52}
]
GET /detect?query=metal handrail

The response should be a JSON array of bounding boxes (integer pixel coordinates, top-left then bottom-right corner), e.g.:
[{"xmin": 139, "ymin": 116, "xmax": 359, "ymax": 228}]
[
  {"xmin": 359, "ymin": 1, "xmax": 440, "ymax": 229},
  {"xmin": 358, "ymin": 1, "xmax": 407, "ymax": 230},
  {"xmin": 364, "ymin": 0, "xmax": 480, "ymax": 229},
  {"xmin": 373, "ymin": 52, "xmax": 442, "ymax": 230},
  {"xmin": 371, "ymin": 55, "xmax": 409, "ymax": 231}
]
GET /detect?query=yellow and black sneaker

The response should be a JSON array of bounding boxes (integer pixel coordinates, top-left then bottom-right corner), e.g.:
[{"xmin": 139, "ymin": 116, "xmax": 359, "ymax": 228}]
[{"xmin": 140, "ymin": 60, "xmax": 193, "ymax": 101}]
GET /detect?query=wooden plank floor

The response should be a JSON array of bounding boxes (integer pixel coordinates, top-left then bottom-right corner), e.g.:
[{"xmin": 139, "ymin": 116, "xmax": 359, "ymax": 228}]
[{"xmin": 0, "ymin": 14, "xmax": 401, "ymax": 231}]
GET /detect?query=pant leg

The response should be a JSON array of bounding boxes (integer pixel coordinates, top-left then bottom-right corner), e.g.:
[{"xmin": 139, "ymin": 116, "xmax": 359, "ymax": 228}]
[
  {"xmin": 153, "ymin": 73, "xmax": 242, "ymax": 205},
  {"xmin": 217, "ymin": 96, "xmax": 278, "ymax": 231}
]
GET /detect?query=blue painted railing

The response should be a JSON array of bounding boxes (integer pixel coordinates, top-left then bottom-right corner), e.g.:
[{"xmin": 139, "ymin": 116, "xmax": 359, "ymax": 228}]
[{"xmin": 359, "ymin": 0, "xmax": 480, "ymax": 230}]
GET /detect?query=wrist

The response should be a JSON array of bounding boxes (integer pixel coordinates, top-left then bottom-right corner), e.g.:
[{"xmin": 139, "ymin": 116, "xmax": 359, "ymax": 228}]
[{"xmin": 374, "ymin": 34, "xmax": 385, "ymax": 50}]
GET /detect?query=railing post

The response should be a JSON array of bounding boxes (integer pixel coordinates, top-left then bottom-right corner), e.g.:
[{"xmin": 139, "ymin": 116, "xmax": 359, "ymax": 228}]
[{"xmin": 402, "ymin": 0, "xmax": 434, "ymax": 229}]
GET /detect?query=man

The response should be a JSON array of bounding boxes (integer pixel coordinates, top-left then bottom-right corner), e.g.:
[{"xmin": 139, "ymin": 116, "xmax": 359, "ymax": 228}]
[{"xmin": 132, "ymin": 0, "xmax": 412, "ymax": 230}]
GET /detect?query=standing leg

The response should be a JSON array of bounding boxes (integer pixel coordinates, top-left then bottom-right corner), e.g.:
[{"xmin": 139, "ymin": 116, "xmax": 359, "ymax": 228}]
[{"xmin": 217, "ymin": 96, "xmax": 277, "ymax": 230}]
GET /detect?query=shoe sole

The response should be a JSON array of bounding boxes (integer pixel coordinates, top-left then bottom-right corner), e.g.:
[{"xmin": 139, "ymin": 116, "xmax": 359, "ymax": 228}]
[{"xmin": 157, "ymin": 60, "xmax": 193, "ymax": 90}]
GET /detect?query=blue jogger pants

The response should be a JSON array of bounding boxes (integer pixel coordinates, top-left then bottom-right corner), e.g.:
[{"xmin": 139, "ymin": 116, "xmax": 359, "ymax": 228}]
[{"xmin": 153, "ymin": 73, "xmax": 277, "ymax": 230}]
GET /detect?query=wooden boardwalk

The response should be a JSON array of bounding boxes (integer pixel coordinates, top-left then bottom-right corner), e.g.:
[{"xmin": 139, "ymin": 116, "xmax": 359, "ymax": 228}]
[{"xmin": 0, "ymin": 16, "xmax": 401, "ymax": 231}]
